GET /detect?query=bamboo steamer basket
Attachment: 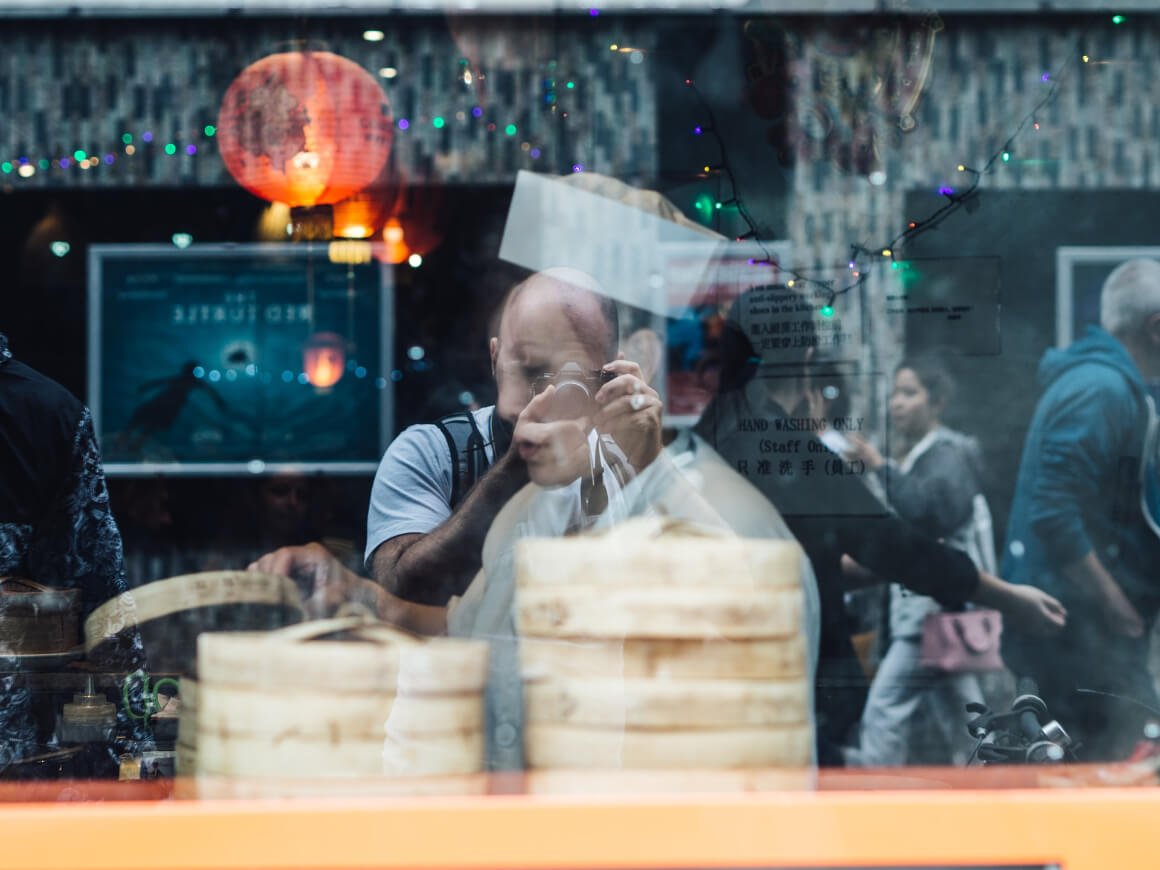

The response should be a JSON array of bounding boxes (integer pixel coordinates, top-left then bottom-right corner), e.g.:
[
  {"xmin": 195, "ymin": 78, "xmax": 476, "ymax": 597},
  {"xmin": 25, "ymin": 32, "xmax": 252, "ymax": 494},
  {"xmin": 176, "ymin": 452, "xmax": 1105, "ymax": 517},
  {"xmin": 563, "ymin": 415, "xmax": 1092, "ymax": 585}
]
[
  {"xmin": 516, "ymin": 585, "xmax": 802, "ymax": 640},
  {"xmin": 516, "ymin": 520, "xmax": 812, "ymax": 770},
  {"xmin": 520, "ymin": 636, "xmax": 807, "ymax": 681},
  {"xmin": 525, "ymin": 723, "xmax": 814, "ymax": 770},
  {"xmin": 514, "ymin": 534, "xmax": 802, "ymax": 591},
  {"xmin": 176, "ymin": 678, "xmax": 198, "ymax": 776},
  {"xmin": 195, "ymin": 617, "xmax": 488, "ymax": 779},
  {"xmin": 525, "ymin": 677, "xmax": 810, "ymax": 729},
  {"xmin": 84, "ymin": 571, "xmax": 304, "ymax": 673},
  {"xmin": 0, "ymin": 577, "xmax": 80, "ymax": 655}
]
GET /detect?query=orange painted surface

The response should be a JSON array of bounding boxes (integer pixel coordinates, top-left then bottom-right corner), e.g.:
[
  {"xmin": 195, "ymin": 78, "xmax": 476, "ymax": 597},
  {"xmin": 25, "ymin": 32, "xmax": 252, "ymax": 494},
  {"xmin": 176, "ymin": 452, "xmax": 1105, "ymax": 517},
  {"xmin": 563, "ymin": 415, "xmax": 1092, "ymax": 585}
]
[{"xmin": 0, "ymin": 770, "xmax": 1157, "ymax": 870}]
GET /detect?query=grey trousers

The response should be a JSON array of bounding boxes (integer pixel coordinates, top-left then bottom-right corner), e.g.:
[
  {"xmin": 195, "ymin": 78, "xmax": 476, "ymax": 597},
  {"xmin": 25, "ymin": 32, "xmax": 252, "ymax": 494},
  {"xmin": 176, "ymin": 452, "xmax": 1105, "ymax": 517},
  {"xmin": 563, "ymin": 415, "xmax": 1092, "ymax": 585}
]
[{"xmin": 853, "ymin": 637, "xmax": 984, "ymax": 767}]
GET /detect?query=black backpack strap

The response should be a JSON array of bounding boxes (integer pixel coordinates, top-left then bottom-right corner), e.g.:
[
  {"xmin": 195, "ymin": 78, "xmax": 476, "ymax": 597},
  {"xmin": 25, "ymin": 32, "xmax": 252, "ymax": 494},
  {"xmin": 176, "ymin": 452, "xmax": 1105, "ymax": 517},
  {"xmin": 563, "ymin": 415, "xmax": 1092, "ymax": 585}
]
[{"xmin": 432, "ymin": 410, "xmax": 491, "ymax": 511}]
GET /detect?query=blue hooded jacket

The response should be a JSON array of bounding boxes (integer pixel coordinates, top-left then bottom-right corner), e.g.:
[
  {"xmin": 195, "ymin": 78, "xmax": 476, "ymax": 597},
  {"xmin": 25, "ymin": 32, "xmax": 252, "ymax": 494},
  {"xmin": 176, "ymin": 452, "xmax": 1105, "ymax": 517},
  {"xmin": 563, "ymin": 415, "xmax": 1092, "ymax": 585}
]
[{"xmin": 1001, "ymin": 326, "xmax": 1160, "ymax": 620}]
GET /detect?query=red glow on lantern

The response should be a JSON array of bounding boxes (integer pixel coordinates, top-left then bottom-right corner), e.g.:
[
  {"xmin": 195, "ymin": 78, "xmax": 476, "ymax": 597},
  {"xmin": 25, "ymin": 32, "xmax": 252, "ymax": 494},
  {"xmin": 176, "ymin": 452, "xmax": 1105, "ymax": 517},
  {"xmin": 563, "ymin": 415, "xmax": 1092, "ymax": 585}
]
[
  {"xmin": 303, "ymin": 332, "xmax": 346, "ymax": 389},
  {"xmin": 217, "ymin": 51, "xmax": 393, "ymax": 207},
  {"xmin": 333, "ymin": 158, "xmax": 403, "ymax": 240}
]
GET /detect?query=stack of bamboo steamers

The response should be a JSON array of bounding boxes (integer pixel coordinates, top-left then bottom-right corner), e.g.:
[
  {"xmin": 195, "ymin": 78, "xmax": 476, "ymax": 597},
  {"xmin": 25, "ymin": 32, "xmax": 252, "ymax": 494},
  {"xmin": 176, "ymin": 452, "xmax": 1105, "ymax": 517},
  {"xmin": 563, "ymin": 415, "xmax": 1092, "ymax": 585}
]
[
  {"xmin": 516, "ymin": 519, "xmax": 813, "ymax": 770},
  {"xmin": 185, "ymin": 615, "xmax": 489, "ymax": 779}
]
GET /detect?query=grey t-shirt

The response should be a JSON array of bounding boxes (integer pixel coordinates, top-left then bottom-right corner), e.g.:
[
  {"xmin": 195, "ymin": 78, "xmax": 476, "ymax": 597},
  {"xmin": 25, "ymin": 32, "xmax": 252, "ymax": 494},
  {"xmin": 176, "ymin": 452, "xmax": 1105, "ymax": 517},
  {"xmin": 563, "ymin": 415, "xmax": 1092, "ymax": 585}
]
[{"xmin": 364, "ymin": 406, "xmax": 498, "ymax": 568}]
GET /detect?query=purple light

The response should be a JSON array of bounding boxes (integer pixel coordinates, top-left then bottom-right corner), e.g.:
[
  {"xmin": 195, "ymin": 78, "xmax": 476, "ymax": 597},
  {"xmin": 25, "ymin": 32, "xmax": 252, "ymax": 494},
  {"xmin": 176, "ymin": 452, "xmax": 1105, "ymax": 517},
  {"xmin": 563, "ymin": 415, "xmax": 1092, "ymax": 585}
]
[
  {"xmin": 693, "ymin": 125, "xmax": 703, "ymax": 135},
  {"xmin": 397, "ymin": 118, "xmax": 410, "ymax": 130},
  {"xmin": 848, "ymin": 261, "xmax": 856, "ymax": 269},
  {"xmin": 142, "ymin": 131, "xmax": 153, "ymax": 142},
  {"xmin": 186, "ymin": 144, "xmax": 197, "ymax": 155},
  {"xmin": 471, "ymin": 106, "xmax": 483, "ymax": 118},
  {"xmin": 104, "ymin": 154, "xmax": 115, "ymax": 164},
  {"xmin": 59, "ymin": 158, "xmax": 70, "ymax": 168},
  {"xmin": 589, "ymin": 7, "xmax": 599, "ymax": 15},
  {"xmin": 939, "ymin": 185, "xmax": 955, "ymax": 196},
  {"xmin": 1041, "ymin": 72, "xmax": 1051, "ymax": 82},
  {"xmin": 530, "ymin": 147, "xmax": 542, "ymax": 158},
  {"xmin": 572, "ymin": 163, "xmax": 584, "ymax": 173}
]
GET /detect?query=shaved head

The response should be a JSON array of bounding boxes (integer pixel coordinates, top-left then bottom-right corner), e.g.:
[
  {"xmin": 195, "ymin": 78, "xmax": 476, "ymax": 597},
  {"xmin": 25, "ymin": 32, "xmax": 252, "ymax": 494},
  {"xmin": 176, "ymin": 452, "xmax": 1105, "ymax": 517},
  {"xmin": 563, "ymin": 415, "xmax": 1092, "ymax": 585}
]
[
  {"xmin": 490, "ymin": 268, "xmax": 620, "ymax": 423},
  {"xmin": 499, "ymin": 268, "xmax": 619, "ymax": 362}
]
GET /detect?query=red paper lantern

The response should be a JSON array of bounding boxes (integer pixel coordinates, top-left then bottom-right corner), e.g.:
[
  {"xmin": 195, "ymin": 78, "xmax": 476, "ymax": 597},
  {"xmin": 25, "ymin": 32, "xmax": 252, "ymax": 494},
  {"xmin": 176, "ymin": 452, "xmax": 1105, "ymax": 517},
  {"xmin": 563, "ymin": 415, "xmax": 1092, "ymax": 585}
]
[
  {"xmin": 217, "ymin": 50, "xmax": 393, "ymax": 208},
  {"xmin": 303, "ymin": 331, "xmax": 346, "ymax": 389}
]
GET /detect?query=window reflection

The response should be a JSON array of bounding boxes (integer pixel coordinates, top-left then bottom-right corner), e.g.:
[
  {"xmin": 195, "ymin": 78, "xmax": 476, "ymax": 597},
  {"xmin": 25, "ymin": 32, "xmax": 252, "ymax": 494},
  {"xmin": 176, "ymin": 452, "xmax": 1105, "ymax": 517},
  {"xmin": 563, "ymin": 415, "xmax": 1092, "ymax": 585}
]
[{"xmin": 0, "ymin": 5, "xmax": 1158, "ymax": 806}]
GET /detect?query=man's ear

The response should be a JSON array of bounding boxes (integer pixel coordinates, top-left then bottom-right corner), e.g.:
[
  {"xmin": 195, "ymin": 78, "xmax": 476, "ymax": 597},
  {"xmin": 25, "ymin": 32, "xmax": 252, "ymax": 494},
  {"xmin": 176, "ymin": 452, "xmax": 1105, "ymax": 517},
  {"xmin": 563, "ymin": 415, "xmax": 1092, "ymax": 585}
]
[{"xmin": 489, "ymin": 337, "xmax": 499, "ymax": 377}]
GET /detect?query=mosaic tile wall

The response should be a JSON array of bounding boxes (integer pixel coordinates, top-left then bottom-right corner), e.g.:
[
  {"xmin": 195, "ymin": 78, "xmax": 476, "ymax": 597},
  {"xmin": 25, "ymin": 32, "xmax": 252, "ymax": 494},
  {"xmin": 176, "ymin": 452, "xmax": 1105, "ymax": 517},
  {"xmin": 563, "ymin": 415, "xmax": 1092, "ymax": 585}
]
[
  {"xmin": 0, "ymin": 17, "xmax": 657, "ymax": 188},
  {"xmin": 782, "ymin": 16, "xmax": 1160, "ymax": 370}
]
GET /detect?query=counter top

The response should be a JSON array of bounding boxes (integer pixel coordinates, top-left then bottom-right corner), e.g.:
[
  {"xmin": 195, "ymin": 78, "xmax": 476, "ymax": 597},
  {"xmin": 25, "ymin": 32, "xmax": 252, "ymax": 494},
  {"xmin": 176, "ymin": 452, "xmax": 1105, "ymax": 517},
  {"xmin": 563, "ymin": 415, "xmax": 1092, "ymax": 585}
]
[{"xmin": 1, "ymin": 765, "xmax": 1158, "ymax": 870}]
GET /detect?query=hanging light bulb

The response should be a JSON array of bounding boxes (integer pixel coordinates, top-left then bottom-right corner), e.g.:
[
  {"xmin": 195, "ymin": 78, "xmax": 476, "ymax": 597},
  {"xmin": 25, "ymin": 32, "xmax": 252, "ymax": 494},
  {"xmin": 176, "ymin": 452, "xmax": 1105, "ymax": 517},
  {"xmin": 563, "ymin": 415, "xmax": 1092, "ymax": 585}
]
[
  {"xmin": 303, "ymin": 332, "xmax": 346, "ymax": 389},
  {"xmin": 380, "ymin": 217, "xmax": 410, "ymax": 265}
]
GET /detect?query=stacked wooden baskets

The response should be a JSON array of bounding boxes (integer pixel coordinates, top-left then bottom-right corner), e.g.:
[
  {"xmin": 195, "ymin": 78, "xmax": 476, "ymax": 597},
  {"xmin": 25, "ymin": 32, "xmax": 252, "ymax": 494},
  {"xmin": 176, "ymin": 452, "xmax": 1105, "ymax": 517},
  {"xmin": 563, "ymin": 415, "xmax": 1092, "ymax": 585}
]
[
  {"xmin": 186, "ymin": 616, "xmax": 489, "ymax": 778},
  {"xmin": 516, "ymin": 521, "xmax": 813, "ymax": 769}
]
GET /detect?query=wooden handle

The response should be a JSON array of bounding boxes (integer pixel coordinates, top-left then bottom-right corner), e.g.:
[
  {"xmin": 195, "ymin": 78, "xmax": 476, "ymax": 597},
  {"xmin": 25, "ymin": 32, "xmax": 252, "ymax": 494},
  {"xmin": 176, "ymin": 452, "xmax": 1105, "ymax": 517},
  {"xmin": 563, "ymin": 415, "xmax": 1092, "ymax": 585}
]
[{"xmin": 262, "ymin": 615, "xmax": 378, "ymax": 644}]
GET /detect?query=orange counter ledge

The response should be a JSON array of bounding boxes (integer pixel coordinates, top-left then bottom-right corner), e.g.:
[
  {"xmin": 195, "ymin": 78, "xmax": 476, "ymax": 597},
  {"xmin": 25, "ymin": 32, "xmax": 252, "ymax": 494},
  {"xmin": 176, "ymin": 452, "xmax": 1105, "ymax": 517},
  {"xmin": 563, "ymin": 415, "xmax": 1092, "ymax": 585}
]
[{"xmin": 1, "ymin": 765, "xmax": 1159, "ymax": 870}]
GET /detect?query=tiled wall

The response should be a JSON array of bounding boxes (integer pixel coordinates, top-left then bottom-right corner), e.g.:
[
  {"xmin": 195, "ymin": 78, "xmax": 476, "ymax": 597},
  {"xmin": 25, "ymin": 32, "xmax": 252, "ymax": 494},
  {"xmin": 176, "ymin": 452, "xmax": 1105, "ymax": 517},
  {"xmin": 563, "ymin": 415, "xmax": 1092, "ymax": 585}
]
[
  {"xmin": 0, "ymin": 17, "xmax": 657, "ymax": 188},
  {"xmin": 786, "ymin": 17, "xmax": 1160, "ymax": 268},
  {"xmin": 780, "ymin": 15, "xmax": 1160, "ymax": 383}
]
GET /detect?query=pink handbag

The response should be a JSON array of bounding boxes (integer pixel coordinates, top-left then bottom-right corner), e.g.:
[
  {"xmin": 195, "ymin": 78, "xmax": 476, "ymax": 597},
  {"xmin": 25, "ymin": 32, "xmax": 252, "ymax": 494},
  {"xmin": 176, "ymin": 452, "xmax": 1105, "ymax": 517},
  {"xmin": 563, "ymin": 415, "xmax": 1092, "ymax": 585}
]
[{"xmin": 919, "ymin": 609, "xmax": 1005, "ymax": 673}]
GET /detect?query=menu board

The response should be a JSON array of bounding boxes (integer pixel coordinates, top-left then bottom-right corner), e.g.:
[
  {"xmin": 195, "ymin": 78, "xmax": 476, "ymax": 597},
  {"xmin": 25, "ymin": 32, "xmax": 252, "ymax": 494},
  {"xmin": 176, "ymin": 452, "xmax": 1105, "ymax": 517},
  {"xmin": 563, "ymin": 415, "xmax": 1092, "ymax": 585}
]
[{"xmin": 88, "ymin": 244, "xmax": 392, "ymax": 475}]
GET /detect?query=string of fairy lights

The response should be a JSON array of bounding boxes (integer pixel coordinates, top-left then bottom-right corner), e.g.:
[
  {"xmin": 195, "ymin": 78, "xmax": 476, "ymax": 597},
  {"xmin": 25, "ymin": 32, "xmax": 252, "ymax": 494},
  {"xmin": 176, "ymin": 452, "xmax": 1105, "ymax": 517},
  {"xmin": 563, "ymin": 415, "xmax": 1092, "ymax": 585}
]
[
  {"xmin": 680, "ymin": 25, "xmax": 1119, "ymax": 312},
  {"xmin": 0, "ymin": 126, "xmax": 222, "ymax": 178},
  {"xmin": 0, "ymin": 105, "xmax": 557, "ymax": 180}
]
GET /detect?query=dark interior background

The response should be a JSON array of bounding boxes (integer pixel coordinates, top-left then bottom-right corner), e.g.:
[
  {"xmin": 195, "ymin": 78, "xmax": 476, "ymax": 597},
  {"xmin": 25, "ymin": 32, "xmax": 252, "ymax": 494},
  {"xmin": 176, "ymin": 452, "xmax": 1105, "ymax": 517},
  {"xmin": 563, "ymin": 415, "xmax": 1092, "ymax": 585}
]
[{"xmin": 903, "ymin": 188, "xmax": 1160, "ymax": 544}]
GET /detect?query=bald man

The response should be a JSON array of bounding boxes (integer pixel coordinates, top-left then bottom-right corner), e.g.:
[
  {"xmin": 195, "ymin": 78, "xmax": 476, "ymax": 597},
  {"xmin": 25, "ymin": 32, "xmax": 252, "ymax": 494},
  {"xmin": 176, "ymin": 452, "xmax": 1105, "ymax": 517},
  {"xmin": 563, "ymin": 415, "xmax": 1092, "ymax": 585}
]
[{"xmin": 364, "ymin": 268, "xmax": 663, "ymax": 609}]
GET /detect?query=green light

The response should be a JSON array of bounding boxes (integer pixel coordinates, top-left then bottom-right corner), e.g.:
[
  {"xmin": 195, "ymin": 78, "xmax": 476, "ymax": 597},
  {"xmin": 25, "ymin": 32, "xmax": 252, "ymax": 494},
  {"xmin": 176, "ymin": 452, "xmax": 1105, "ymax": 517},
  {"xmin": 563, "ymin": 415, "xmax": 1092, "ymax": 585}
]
[
  {"xmin": 891, "ymin": 261, "xmax": 901, "ymax": 270},
  {"xmin": 566, "ymin": 81, "xmax": 575, "ymax": 89},
  {"xmin": 433, "ymin": 116, "xmax": 445, "ymax": 128},
  {"xmin": 1001, "ymin": 151, "xmax": 1011, "ymax": 162},
  {"xmin": 164, "ymin": 143, "xmax": 177, "ymax": 155},
  {"xmin": 821, "ymin": 305, "xmax": 834, "ymax": 318},
  {"xmin": 1112, "ymin": 14, "xmax": 1125, "ymax": 24},
  {"xmin": 204, "ymin": 125, "xmax": 216, "ymax": 137},
  {"xmin": 121, "ymin": 133, "xmax": 133, "ymax": 145},
  {"xmin": 1, "ymin": 162, "xmax": 10, "ymax": 173},
  {"xmin": 714, "ymin": 201, "xmax": 722, "ymax": 210},
  {"xmin": 73, "ymin": 149, "xmax": 86, "ymax": 161},
  {"xmin": 692, "ymin": 193, "xmax": 715, "ymax": 218},
  {"xmin": 504, "ymin": 124, "xmax": 517, "ymax": 136},
  {"xmin": 37, "ymin": 159, "xmax": 49, "ymax": 169}
]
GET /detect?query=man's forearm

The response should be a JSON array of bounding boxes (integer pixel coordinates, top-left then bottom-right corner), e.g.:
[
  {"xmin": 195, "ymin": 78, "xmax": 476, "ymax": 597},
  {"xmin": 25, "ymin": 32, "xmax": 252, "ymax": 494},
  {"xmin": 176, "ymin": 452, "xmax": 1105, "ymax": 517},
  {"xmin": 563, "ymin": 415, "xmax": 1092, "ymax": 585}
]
[
  {"xmin": 372, "ymin": 449, "xmax": 529, "ymax": 604},
  {"xmin": 1062, "ymin": 551, "xmax": 1128, "ymax": 609}
]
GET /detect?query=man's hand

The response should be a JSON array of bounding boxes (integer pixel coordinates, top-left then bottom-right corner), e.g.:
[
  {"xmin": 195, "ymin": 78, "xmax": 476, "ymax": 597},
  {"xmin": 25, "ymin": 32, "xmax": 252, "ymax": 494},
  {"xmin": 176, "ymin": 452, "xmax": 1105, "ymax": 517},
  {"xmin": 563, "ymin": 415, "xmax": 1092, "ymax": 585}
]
[
  {"xmin": 513, "ymin": 384, "xmax": 593, "ymax": 487},
  {"xmin": 1062, "ymin": 552, "xmax": 1144, "ymax": 638},
  {"xmin": 1098, "ymin": 583, "xmax": 1145, "ymax": 638},
  {"xmin": 593, "ymin": 359, "xmax": 663, "ymax": 472},
  {"xmin": 248, "ymin": 542, "xmax": 358, "ymax": 619},
  {"xmin": 844, "ymin": 434, "xmax": 886, "ymax": 471},
  {"xmin": 250, "ymin": 542, "xmax": 448, "ymax": 634},
  {"xmin": 999, "ymin": 582, "xmax": 1068, "ymax": 637},
  {"xmin": 972, "ymin": 571, "xmax": 1067, "ymax": 637}
]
